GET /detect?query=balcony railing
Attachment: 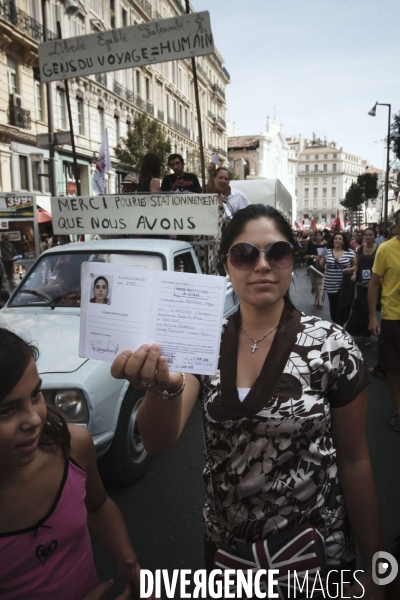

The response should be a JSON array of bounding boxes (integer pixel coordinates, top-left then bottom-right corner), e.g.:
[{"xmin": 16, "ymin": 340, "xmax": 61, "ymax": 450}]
[
  {"xmin": 167, "ymin": 117, "xmax": 190, "ymax": 138},
  {"xmin": 135, "ymin": 95, "xmax": 145, "ymax": 110},
  {"xmin": 207, "ymin": 110, "xmax": 215, "ymax": 120},
  {"xmin": 136, "ymin": 0, "xmax": 152, "ymax": 16},
  {"xmin": 0, "ymin": 0, "xmax": 57, "ymax": 42},
  {"xmin": 146, "ymin": 101, "xmax": 154, "ymax": 116},
  {"xmin": 217, "ymin": 147, "xmax": 227, "ymax": 158},
  {"xmin": 212, "ymin": 83, "xmax": 226, "ymax": 100},
  {"xmin": 8, "ymin": 105, "xmax": 31, "ymax": 129},
  {"xmin": 157, "ymin": 110, "xmax": 164, "ymax": 121},
  {"xmin": 217, "ymin": 116, "xmax": 226, "ymax": 128},
  {"xmin": 113, "ymin": 80, "xmax": 122, "ymax": 95},
  {"xmin": 125, "ymin": 89, "xmax": 134, "ymax": 102},
  {"xmin": 95, "ymin": 73, "xmax": 107, "ymax": 86}
]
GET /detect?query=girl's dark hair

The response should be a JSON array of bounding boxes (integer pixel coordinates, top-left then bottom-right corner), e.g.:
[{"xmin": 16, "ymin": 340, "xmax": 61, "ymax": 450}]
[
  {"xmin": 94, "ymin": 275, "xmax": 108, "ymax": 289},
  {"xmin": 0, "ymin": 328, "xmax": 71, "ymax": 458},
  {"xmin": 219, "ymin": 204, "xmax": 296, "ymax": 260},
  {"xmin": 326, "ymin": 231, "xmax": 350, "ymax": 251},
  {"xmin": 139, "ymin": 152, "xmax": 161, "ymax": 184}
]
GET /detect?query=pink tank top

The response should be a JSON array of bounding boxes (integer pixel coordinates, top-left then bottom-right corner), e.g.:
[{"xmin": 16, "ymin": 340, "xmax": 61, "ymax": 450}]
[{"xmin": 0, "ymin": 459, "xmax": 99, "ymax": 600}]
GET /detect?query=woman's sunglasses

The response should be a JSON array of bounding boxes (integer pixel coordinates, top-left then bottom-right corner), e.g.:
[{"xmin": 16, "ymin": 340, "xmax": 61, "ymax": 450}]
[{"xmin": 227, "ymin": 241, "xmax": 295, "ymax": 270}]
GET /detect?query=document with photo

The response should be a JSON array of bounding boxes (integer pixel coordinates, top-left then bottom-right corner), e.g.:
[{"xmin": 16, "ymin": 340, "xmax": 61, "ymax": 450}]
[{"xmin": 79, "ymin": 262, "xmax": 227, "ymax": 375}]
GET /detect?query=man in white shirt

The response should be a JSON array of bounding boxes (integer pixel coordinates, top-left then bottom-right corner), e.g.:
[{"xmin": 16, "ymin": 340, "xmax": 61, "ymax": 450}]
[{"xmin": 211, "ymin": 166, "xmax": 249, "ymax": 217}]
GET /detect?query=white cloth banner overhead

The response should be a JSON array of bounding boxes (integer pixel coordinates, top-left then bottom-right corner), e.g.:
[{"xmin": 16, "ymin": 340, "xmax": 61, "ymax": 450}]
[{"xmin": 92, "ymin": 129, "xmax": 112, "ymax": 195}]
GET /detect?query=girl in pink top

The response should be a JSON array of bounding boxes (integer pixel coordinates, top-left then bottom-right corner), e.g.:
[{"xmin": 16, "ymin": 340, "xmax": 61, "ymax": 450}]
[{"xmin": 0, "ymin": 327, "xmax": 147, "ymax": 600}]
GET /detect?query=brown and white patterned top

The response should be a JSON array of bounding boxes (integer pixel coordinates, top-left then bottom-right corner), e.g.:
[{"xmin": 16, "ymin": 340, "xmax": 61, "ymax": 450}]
[{"xmin": 202, "ymin": 300, "xmax": 370, "ymax": 566}]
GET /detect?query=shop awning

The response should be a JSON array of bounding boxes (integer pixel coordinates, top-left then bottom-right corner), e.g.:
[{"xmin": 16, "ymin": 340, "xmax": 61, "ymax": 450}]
[{"xmin": 37, "ymin": 207, "xmax": 52, "ymax": 223}]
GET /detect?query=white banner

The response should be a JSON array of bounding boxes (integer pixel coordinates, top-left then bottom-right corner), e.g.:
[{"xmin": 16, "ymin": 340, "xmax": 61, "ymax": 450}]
[
  {"xmin": 39, "ymin": 12, "xmax": 214, "ymax": 83},
  {"xmin": 51, "ymin": 194, "xmax": 219, "ymax": 236},
  {"xmin": 92, "ymin": 128, "xmax": 112, "ymax": 195}
]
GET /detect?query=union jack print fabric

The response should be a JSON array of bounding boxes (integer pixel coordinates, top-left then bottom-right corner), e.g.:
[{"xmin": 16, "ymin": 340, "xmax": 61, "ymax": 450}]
[{"xmin": 214, "ymin": 524, "xmax": 327, "ymax": 599}]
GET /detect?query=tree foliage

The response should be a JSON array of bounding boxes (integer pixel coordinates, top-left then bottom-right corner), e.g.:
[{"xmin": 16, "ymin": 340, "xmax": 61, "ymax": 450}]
[
  {"xmin": 390, "ymin": 111, "xmax": 400, "ymax": 168},
  {"xmin": 341, "ymin": 173, "xmax": 379, "ymax": 211},
  {"xmin": 114, "ymin": 113, "xmax": 171, "ymax": 175}
]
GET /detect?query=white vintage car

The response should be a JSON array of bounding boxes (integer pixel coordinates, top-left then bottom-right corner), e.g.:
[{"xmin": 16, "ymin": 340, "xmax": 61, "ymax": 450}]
[{"xmin": 1, "ymin": 238, "xmax": 237, "ymax": 485}]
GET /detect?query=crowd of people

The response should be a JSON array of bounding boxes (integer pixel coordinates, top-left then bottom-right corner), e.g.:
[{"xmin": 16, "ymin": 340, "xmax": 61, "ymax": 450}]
[{"xmin": 295, "ymin": 213, "xmax": 400, "ymax": 434}]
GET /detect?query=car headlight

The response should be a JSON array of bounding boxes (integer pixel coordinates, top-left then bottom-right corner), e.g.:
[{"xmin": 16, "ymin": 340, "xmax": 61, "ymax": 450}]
[{"xmin": 43, "ymin": 389, "xmax": 89, "ymax": 424}]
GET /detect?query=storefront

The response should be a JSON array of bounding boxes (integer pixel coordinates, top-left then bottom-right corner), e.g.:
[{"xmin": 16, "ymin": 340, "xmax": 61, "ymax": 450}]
[
  {"xmin": 57, "ymin": 152, "xmax": 93, "ymax": 196},
  {"xmin": 0, "ymin": 193, "xmax": 40, "ymax": 278}
]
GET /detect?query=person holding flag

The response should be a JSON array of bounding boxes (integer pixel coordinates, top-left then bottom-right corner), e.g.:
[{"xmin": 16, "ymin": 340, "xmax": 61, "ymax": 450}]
[{"xmin": 92, "ymin": 129, "xmax": 112, "ymax": 195}]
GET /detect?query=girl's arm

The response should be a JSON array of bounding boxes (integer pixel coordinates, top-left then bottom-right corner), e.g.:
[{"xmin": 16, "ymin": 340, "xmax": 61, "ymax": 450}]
[
  {"xmin": 343, "ymin": 254, "xmax": 357, "ymax": 274},
  {"xmin": 69, "ymin": 425, "xmax": 147, "ymax": 598},
  {"xmin": 331, "ymin": 390, "xmax": 384, "ymax": 598},
  {"xmin": 111, "ymin": 345, "xmax": 200, "ymax": 455},
  {"xmin": 149, "ymin": 177, "xmax": 161, "ymax": 192}
]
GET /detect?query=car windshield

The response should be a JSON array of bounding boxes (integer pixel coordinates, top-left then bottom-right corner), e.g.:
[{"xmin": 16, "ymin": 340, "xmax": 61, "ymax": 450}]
[{"xmin": 9, "ymin": 251, "xmax": 164, "ymax": 307}]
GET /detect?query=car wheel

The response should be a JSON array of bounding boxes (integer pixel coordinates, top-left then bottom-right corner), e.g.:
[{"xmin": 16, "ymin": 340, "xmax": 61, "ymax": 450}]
[{"xmin": 98, "ymin": 386, "xmax": 151, "ymax": 486}]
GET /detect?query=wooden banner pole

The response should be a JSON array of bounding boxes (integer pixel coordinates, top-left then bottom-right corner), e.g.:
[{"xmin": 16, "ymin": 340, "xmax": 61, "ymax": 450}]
[{"xmin": 185, "ymin": 0, "xmax": 206, "ymax": 192}]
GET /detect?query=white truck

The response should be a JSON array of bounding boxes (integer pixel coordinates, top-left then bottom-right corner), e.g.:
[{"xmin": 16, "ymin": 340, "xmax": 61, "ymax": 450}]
[{"xmin": 1, "ymin": 238, "xmax": 237, "ymax": 485}]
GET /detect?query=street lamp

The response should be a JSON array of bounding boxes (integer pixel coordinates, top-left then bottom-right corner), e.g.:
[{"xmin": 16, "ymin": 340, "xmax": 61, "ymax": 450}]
[
  {"xmin": 368, "ymin": 101, "xmax": 391, "ymax": 231},
  {"xmin": 41, "ymin": 0, "xmax": 79, "ymax": 196}
]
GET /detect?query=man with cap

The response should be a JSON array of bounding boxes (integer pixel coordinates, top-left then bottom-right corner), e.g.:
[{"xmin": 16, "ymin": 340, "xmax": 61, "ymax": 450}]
[{"xmin": 121, "ymin": 174, "xmax": 138, "ymax": 194}]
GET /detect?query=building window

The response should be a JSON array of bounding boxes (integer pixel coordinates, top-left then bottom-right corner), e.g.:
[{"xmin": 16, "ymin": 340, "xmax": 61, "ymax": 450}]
[
  {"xmin": 305, "ymin": 165, "xmax": 309, "ymax": 173},
  {"xmin": 315, "ymin": 155, "xmax": 319, "ymax": 159},
  {"xmin": 19, "ymin": 155, "xmax": 29, "ymax": 190},
  {"xmin": 313, "ymin": 199, "xmax": 317, "ymax": 207},
  {"xmin": 314, "ymin": 165, "xmax": 318, "ymax": 172},
  {"xmin": 76, "ymin": 98, "xmax": 84, "ymax": 135},
  {"xmin": 136, "ymin": 71, "xmax": 141, "ymax": 96},
  {"xmin": 323, "ymin": 177, "xmax": 327, "ymax": 183},
  {"xmin": 313, "ymin": 188, "xmax": 318, "ymax": 196},
  {"xmin": 34, "ymin": 81, "xmax": 43, "ymax": 121},
  {"xmin": 305, "ymin": 177, "xmax": 309, "ymax": 183},
  {"xmin": 122, "ymin": 8, "xmax": 127, "ymax": 26},
  {"xmin": 323, "ymin": 164, "xmax": 327, "ymax": 172},
  {"xmin": 304, "ymin": 199, "xmax": 308, "ymax": 207},
  {"xmin": 7, "ymin": 55, "xmax": 17, "ymax": 95},
  {"xmin": 314, "ymin": 177, "xmax": 318, "ymax": 183},
  {"xmin": 332, "ymin": 187, "xmax": 336, "ymax": 196},
  {"xmin": 114, "ymin": 115, "xmax": 120, "ymax": 143},
  {"xmin": 323, "ymin": 201, "xmax": 327, "ymax": 207},
  {"xmin": 98, "ymin": 107, "xmax": 104, "ymax": 139},
  {"xmin": 304, "ymin": 187, "xmax": 309, "ymax": 197},
  {"xmin": 32, "ymin": 162, "xmax": 41, "ymax": 191},
  {"xmin": 56, "ymin": 89, "xmax": 66, "ymax": 129},
  {"xmin": 324, "ymin": 154, "xmax": 328, "ymax": 159},
  {"xmin": 306, "ymin": 155, "xmax": 310, "ymax": 160},
  {"xmin": 332, "ymin": 176, "xmax": 336, "ymax": 183},
  {"xmin": 323, "ymin": 187, "xmax": 327, "ymax": 196},
  {"xmin": 333, "ymin": 153, "xmax": 337, "ymax": 158},
  {"xmin": 43, "ymin": 160, "xmax": 50, "ymax": 193},
  {"xmin": 332, "ymin": 164, "xmax": 337, "ymax": 172}
]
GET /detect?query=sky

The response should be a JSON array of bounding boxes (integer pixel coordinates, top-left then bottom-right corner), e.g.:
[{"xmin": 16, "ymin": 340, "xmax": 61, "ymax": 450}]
[{"xmin": 193, "ymin": 0, "xmax": 400, "ymax": 170}]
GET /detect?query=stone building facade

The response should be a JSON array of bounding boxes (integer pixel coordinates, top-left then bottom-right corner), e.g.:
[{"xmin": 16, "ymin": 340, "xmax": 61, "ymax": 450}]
[{"xmin": 0, "ymin": 0, "xmax": 229, "ymax": 197}]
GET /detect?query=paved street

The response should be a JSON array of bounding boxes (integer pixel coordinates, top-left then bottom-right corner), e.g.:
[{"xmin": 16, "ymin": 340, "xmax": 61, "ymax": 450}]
[{"xmin": 93, "ymin": 266, "xmax": 400, "ymax": 597}]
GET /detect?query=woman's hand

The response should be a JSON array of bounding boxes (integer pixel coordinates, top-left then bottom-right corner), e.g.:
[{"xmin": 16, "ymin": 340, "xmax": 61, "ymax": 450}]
[
  {"xmin": 111, "ymin": 344, "xmax": 182, "ymax": 394},
  {"xmin": 351, "ymin": 274, "xmax": 356, "ymax": 282},
  {"xmin": 342, "ymin": 267, "xmax": 354, "ymax": 274}
]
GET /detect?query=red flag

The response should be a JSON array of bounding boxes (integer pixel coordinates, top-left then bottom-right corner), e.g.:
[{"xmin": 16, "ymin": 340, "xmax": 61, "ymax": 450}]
[{"xmin": 333, "ymin": 209, "xmax": 341, "ymax": 230}]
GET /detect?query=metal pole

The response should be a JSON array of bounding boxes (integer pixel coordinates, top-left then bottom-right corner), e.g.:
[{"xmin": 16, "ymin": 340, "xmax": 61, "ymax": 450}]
[
  {"xmin": 383, "ymin": 104, "xmax": 391, "ymax": 231},
  {"xmin": 42, "ymin": 0, "xmax": 58, "ymax": 197},
  {"xmin": 56, "ymin": 21, "xmax": 81, "ymax": 196},
  {"xmin": 185, "ymin": 0, "xmax": 206, "ymax": 192}
]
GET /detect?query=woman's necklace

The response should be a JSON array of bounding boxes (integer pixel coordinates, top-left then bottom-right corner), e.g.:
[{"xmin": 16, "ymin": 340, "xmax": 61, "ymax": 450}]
[{"xmin": 240, "ymin": 325, "xmax": 278, "ymax": 353}]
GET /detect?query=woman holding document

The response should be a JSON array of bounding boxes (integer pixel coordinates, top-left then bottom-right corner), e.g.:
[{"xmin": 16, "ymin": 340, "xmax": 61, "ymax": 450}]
[{"xmin": 112, "ymin": 204, "xmax": 382, "ymax": 599}]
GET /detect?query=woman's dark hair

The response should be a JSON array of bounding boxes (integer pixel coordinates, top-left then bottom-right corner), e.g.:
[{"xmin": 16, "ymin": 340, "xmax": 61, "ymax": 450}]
[
  {"xmin": 0, "ymin": 328, "xmax": 71, "ymax": 458},
  {"xmin": 219, "ymin": 204, "xmax": 296, "ymax": 261},
  {"xmin": 326, "ymin": 231, "xmax": 350, "ymax": 250},
  {"xmin": 94, "ymin": 275, "xmax": 108, "ymax": 289},
  {"xmin": 139, "ymin": 152, "xmax": 161, "ymax": 184},
  {"xmin": 363, "ymin": 227, "xmax": 376, "ymax": 237}
]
